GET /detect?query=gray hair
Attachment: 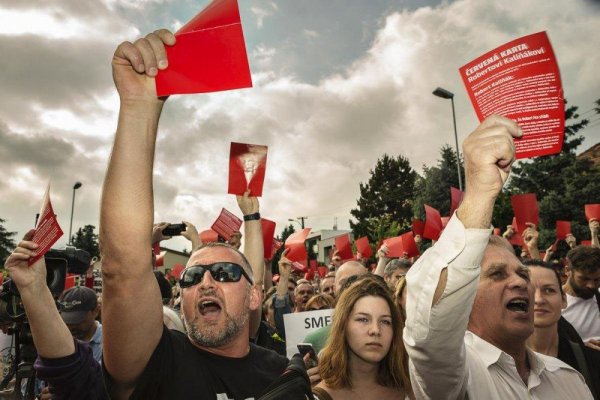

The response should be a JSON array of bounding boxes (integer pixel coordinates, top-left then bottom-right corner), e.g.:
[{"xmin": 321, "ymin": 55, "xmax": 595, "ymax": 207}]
[{"xmin": 384, "ymin": 258, "xmax": 412, "ymax": 277}]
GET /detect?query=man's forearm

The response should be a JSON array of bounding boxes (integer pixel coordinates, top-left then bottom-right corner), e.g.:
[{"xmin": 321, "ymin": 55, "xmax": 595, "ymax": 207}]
[
  {"xmin": 100, "ymin": 101, "xmax": 162, "ymax": 276},
  {"xmin": 243, "ymin": 220, "xmax": 264, "ymax": 287},
  {"xmin": 21, "ymin": 286, "xmax": 75, "ymax": 358}
]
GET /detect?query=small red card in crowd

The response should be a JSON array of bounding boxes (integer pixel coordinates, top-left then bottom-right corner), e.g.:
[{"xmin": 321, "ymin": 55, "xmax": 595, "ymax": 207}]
[
  {"xmin": 199, "ymin": 229, "xmax": 219, "ymax": 243},
  {"xmin": 585, "ymin": 204, "xmax": 600, "ymax": 221},
  {"xmin": 581, "ymin": 240, "xmax": 592, "ymax": 247},
  {"xmin": 29, "ymin": 183, "xmax": 64, "ymax": 266},
  {"xmin": 64, "ymin": 274, "xmax": 76, "ymax": 290},
  {"xmin": 261, "ymin": 219, "xmax": 276, "ymax": 259},
  {"xmin": 508, "ymin": 216, "xmax": 525, "ymax": 247},
  {"xmin": 211, "ymin": 208, "xmax": 242, "ymax": 241},
  {"xmin": 155, "ymin": 252, "xmax": 165, "ymax": 267},
  {"xmin": 412, "ymin": 219, "xmax": 425, "ymax": 236},
  {"xmin": 384, "ymin": 232, "xmax": 419, "ymax": 258},
  {"xmin": 284, "ymin": 228, "xmax": 311, "ymax": 263},
  {"xmin": 291, "ymin": 261, "xmax": 307, "ymax": 273},
  {"xmin": 228, "ymin": 142, "xmax": 268, "ymax": 196},
  {"xmin": 170, "ymin": 264, "xmax": 185, "ymax": 280},
  {"xmin": 334, "ymin": 234, "xmax": 354, "ymax": 261},
  {"xmin": 459, "ymin": 31, "xmax": 564, "ymax": 159},
  {"xmin": 354, "ymin": 236, "xmax": 373, "ymax": 259},
  {"xmin": 555, "ymin": 221, "xmax": 571, "ymax": 240},
  {"xmin": 155, "ymin": 0, "xmax": 252, "ymax": 96},
  {"xmin": 449, "ymin": 187, "xmax": 464, "ymax": 216},
  {"xmin": 317, "ymin": 266, "xmax": 328, "ymax": 278},
  {"xmin": 423, "ymin": 204, "xmax": 443, "ymax": 241},
  {"xmin": 511, "ymin": 193, "xmax": 539, "ymax": 234}
]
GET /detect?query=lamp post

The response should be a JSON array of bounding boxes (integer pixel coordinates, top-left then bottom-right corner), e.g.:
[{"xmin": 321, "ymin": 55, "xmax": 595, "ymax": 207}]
[
  {"xmin": 288, "ymin": 217, "xmax": 307, "ymax": 229},
  {"xmin": 68, "ymin": 182, "xmax": 82, "ymax": 245},
  {"xmin": 433, "ymin": 87, "xmax": 463, "ymax": 191}
]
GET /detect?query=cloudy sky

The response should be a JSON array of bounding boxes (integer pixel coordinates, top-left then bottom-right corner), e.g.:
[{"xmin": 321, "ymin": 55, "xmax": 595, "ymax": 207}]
[{"xmin": 1, "ymin": 0, "xmax": 599, "ymax": 253}]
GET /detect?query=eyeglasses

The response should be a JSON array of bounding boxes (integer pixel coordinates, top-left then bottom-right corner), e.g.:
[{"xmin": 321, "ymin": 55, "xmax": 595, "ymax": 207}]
[{"xmin": 179, "ymin": 263, "xmax": 253, "ymax": 288}]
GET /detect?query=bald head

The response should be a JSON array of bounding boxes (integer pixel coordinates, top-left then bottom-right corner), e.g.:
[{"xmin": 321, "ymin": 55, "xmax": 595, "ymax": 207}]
[{"xmin": 334, "ymin": 261, "xmax": 367, "ymax": 294}]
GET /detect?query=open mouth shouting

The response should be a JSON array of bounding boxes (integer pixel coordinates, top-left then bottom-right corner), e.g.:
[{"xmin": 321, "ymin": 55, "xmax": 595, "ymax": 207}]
[
  {"xmin": 198, "ymin": 297, "xmax": 223, "ymax": 320},
  {"xmin": 505, "ymin": 297, "xmax": 530, "ymax": 315}
]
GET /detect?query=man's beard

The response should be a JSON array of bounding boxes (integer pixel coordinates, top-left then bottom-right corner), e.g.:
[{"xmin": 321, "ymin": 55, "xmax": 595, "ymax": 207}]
[
  {"xmin": 569, "ymin": 278, "xmax": 597, "ymax": 299},
  {"xmin": 184, "ymin": 288, "xmax": 250, "ymax": 348}
]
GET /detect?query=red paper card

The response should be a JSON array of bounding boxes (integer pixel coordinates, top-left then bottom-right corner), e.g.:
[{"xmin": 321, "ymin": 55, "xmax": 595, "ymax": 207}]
[
  {"xmin": 384, "ymin": 232, "xmax": 419, "ymax": 258},
  {"xmin": 29, "ymin": 183, "xmax": 64, "ymax": 266},
  {"xmin": 317, "ymin": 266, "xmax": 328, "ymax": 278},
  {"xmin": 450, "ymin": 187, "xmax": 464, "ymax": 216},
  {"xmin": 511, "ymin": 193, "xmax": 539, "ymax": 233},
  {"xmin": 155, "ymin": 252, "xmax": 165, "ymax": 267},
  {"xmin": 354, "ymin": 236, "xmax": 373, "ymax": 259},
  {"xmin": 64, "ymin": 274, "xmax": 76, "ymax": 290},
  {"xmin": 228, "ymin": 142, "xmax": 268, "ymax": 196},
  {"xmin": 155, "ymin": 0, "xmax": 252, "ymax": 96},
  {"xmin": 508, "ymin": 216, "xmax": 525, "ymax": 247},
  {"xmin": 291, "ymin": 261, "xmax": 307, "ymax": 273},
  {"xmin": 585, "ymin": 204, "xmax": 600, "ymax": 221},
  {"xmin": 261, "ymin": 219, "xmax": 276, "ymax": 259},
  {"xmin": 284, "ymin": 228, "xmax": 311, "ymax": 263},
  {"xmin": 199, "ymin": 229, "xmax": 219, "ymax": 243},
  {"xmin": 459, "ymin": 32, "xmax": 564, "ymax": 159},
  {"xmin": 555, "ymin": 221, "xmax": 571, "ymax": 240},
  {"xmin": 581, "ymin": 240, "xmax": 592, "ymax": 247},
  {"xmin": 171, "ymin": 263, "xmax": 185, "ymax": 280},
  {"xmin": 211, "ymin": 208, "xmax": 242, "ymax": 241},
  {"xmin": 334, "ymin": 234, "xmax": 354, "ymax": 261},
  {"xmin": 412, "ymin": 219, "xmax": 425, "ymax": 236},
  {"xmin": 423, "ymin": 204, "xmax": 443, "ymax": 241}
]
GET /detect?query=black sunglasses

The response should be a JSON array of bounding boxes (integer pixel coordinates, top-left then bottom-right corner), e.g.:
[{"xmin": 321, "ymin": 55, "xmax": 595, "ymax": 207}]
[{"xmin": 179, "ymin": 263, "xmax": 253, "ymax": 288}]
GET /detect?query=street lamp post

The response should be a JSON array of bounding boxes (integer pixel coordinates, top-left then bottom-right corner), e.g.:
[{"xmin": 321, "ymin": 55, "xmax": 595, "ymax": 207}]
[
  {"xmin": 288, "ymin": 217, "xmax": 307, "ymax": 229},
  {"xmin": 433, "ymin": 87, "xmax": 463, "ymax": 191},
  {"xmin": 68, "ymin": 182, "xmax": 82, "ymax": 245}
]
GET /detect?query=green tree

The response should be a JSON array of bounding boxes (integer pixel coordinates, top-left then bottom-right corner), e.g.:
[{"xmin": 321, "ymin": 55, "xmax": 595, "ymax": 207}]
[
  {"xmin": 71, "ymin": 224, "xmax": 100, "ymax": 259},
  {"xmin": 505, "ymin": 99, "xmax": 600, "ymax": 251},
  {"xmin": 412, "ymin": 145, "xmax": 464, "ymax": 219},
  {"xmin": 0, "ymin": 218, "xmax": 17, "ymax": 266},
  {"xmin": 350, "ymin": 154, "xmax": 417, "ymax": 243}
]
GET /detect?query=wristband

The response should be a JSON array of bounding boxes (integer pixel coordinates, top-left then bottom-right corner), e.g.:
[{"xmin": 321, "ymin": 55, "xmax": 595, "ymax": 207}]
[{"xmin": 243, "ymin": 212, "xmax": 261, "ymax": 221}]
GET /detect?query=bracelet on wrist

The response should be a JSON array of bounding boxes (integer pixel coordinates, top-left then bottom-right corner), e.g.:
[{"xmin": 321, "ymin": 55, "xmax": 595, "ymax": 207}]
[{"xmin": 243, "ymin": 212, "xmax": 261, "ymax": 221}]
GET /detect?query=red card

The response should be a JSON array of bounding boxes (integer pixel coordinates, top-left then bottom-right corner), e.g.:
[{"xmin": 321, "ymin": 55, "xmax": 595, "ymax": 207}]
[
  {"xmin": 228, "ymin": 142, "xmax": 268, "ymax": 196},
  {"xmin": 511, "ymin": 193, "xmax": 539, "ymax": 233},
  {"xmin": 261, "ymin": 219, "xmax": 276, "ymax": 259},
  {"xmin": 585, "ymin": 204, "xmax": 600, "ymax": 221},
  {"xmin": 211, "ymin": 208, "xmax": 242, "ymax": 241},
  {"xmin": 29, "ymin": 183, "xmax": 64, "ymax": 266},
  {"xmin": 317, "ymin": 266, "xmax": 328, "ymax": 278},
  {"xmin": 171, "ymin": 263, "xmax": 185, "ymax": 280},
  {"xmin": 412, "ymin": 219, "xmax": 425, "ymax": 236},
  {"xmin": 155, "ymin": 0, "xmax": 252, "ymax": 96},
  {"xmin": 354, "ymin": 236, "xmax": 373, "ymax": 259},
  {"xmin": 384, "ymin": 232, "xmax": 419, "ymax": 258},
  {"xmin": 555, "ymin": 221, "xmax": 571, "ymax": 240},
  {"xmin": 423, "ymin": 204, "xmax": 443, "ymax": 241},
  {"xmin": 459, "ymin": 31, "xmax": 564, "ymax": 159},
  {"xmin": 284, "ymin": 228, "xmax": 311, "ymax": 263},
  {"xmin": 291, "ymin": 261, "xmax": 307, "ymax": 273},
  {"xmin": 199, "ymin": 229, "xmax": 219, "ymax": 243},
  {"xmin": 450, "ymin": 187, "xmax": 464, "ymax": 216},
  {"xmin": 508, "ymin": 216, "xmax": 525, "ymax": 247},
  {"xmin": 581, "ymin": 240, "xmax": 592, "ymax": 247},
  {"xmin": 64, "ymin": 274, "xmax": 76, "ymax": 290},
  {"xmin": 155, "ymin": 252, "xmax": 165, "ymax": 267},
  {"xmin": 334, "ymin": 234, "xmax": 354, "ymax": 261}
]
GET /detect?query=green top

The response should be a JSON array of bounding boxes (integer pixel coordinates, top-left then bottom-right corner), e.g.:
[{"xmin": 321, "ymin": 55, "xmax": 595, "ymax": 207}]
[{"xmin": 303, "ymin": 325, "xmax": 331, "ymax": 355}]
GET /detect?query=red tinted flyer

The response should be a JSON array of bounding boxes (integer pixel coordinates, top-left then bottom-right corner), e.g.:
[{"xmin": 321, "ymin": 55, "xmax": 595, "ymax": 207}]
[
  {"xmin": 210, "ymin": 208, "xmax": 242, "ymax": 240},
  {"xmin": 228, "ymin": 142, "xmax": 268, "ymax": 196},
  {"xmin": 460, "ymin": 32, "xmax": 564, "ymax": 159},
  {"xmin": 29, "ymin": 183, "xmax": 64, "ymax": 266}
]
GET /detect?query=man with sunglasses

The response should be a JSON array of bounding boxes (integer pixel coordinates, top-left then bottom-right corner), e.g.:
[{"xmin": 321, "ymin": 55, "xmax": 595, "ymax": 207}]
[{"xmin": 100, "ymin": 29, "xmax": 287, "ymax": 400}]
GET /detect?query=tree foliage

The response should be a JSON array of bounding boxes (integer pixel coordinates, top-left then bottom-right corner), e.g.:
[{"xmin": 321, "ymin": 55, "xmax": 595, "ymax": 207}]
[
  {"xmin": 0, "ymin": 218, "xmax": 17, "ymax": 267},
  {"xmin": 350, "ymin": 154, "xmax": 417, "ymax": 243},
  {"xmin": 71, "ymin": 224, "xmax": 100, "ymax": 259}
]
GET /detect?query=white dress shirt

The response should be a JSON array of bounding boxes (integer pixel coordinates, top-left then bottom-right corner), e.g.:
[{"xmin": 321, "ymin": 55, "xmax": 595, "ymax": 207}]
[
  {"xmin": 562, "ymin": 292, "xmax": 600, "ymax": 342},
  {"xmin": 403, "ymin": 214, "xmax": 593, "ymax": 400}
]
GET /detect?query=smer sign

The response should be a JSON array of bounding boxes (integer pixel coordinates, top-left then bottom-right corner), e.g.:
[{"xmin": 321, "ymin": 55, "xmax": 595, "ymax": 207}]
[{"xmin": 283, "ymin": 308, "xmax": 334, "ymax": 359}]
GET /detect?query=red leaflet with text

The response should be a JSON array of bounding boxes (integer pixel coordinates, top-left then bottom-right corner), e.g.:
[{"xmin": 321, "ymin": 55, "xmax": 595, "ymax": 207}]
[
  {"xmin": 460, "ymin": 32, "xmax": 564, "ymax": 159},
  {"xmin": 228, "ymin": 142, "xmax": 268, "ymax": 196},
  {"xmin": 29, "ymin": 183, "xmax": 63, "ymax": 266}
]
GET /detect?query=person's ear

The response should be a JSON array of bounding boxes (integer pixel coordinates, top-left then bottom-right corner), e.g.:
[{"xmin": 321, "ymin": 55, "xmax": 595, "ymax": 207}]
[{"xmin": 249, "ymin": 285, "xmax": 262, "ymax": 311}]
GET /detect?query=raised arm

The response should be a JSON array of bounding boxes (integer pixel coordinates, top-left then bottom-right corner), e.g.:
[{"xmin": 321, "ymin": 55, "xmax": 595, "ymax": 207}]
[
  {"xmin": 237, "ymin": 191, "xmax": 264, "ymax": 338},
  {"xmin": 522, "ymin": 223, "xmax": 541, "ymax": 259},
  {"xmin": 590, "ymin": 219, "xmax": 599, "ymax": 249},
  {"xmin": 403, "ymin": 115, "xmax": 522, "ymax": 399},
  {"xmin": 99, "ymin": 29, "xmax": 175, "ymax": 399},
  {"xmin": 373, "ymin": 244, "xmax": 389, "ymax": 277}
]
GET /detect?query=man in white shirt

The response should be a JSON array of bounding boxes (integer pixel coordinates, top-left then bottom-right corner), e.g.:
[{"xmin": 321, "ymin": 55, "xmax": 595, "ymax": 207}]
[
  {"xmin": 562, "ymin": 245, "xmax": 600, "ymax": 349},
  {"xmin": 403, "ymin": 114, "xmax": 593, "ymax": 399}
]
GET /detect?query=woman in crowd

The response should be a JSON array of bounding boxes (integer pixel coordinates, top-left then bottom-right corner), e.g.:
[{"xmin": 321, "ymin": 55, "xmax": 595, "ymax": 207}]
[
  {"xmin": 313, "ymin": 275, "xmax": 412, "ymax": 399},
  {"xmin": 525, "ymin": 259, "xmax": 600, "ymax": 399}
]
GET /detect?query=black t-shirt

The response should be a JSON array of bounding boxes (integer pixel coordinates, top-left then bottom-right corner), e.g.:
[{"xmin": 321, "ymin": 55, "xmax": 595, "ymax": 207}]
[{"xmin": 117, "ymin": 326, "xmax": 288, "ymax": 400}]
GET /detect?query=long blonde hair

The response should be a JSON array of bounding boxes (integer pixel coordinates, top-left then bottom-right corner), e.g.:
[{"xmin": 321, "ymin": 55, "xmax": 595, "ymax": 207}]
[{"xmin": 318, "ymin": 275, "xmax": 411, "ymax": 392}]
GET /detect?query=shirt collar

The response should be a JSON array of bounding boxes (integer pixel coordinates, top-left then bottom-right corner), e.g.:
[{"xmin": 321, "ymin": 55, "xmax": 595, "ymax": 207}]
[{"xmin": 465, "ymin": 331, "xmax": 504, "ymax": 367}]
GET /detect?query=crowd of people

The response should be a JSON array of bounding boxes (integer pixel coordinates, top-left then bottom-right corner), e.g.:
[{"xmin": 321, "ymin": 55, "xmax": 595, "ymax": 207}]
[{"xmin": 2, "ymin": 28, "xmax": 599, "ymax": 400}]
